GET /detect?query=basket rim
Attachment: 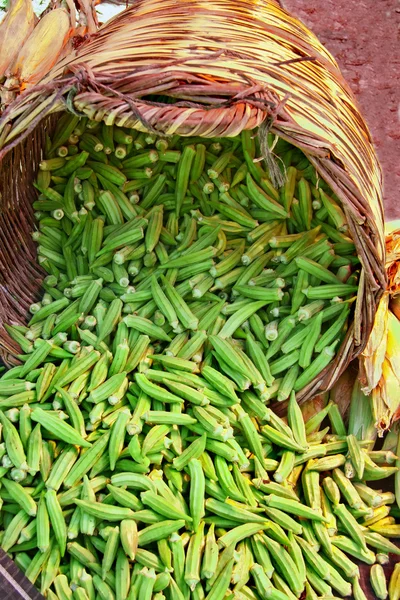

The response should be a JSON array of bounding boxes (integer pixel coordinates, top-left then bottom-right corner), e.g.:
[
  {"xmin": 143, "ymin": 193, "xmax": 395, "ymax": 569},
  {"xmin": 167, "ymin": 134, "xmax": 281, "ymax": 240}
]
[{"xmin": 0, "ymin": 0, "xmax": 387, "ymax": 400}]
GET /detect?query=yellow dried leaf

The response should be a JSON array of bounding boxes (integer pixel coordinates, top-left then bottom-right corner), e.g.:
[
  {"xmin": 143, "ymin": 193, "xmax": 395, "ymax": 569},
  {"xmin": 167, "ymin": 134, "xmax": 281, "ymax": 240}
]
[
  {"xmin": 380, "ymin": 359, "xmax": 400, "ymax": 419},
  {"xmin": 0, "ymin": 0, "xmax": 35, "ymax": 76},
  {"xmin": 371, "ymin": 385, "xmax": 391, "ymax": 437},
  {"xmin": 358, "ymin": 224, "xmax": 400, "ymax": 435},
  {"xmin": 386, "ymin": 311, "xmax": 400, "ymax": 376},
  {"xmin": 384, "ymin": 223, "xmax": 400, "ymax": 295},
  {"xmin": 10, "ymin": 9, "xmax": 70, "ymax": 87},
  {"xmin": 362, "ymin": 293, "xmax": 389, "ymax": 357},
  {"xmin": 360, "ymin": 293, "xmax": 389, "ymax": 393}
]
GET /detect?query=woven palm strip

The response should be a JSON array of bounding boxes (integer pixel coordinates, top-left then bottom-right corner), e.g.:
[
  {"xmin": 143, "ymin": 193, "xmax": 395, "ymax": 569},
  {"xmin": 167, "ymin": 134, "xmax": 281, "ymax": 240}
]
[{"xmin": 0, "ymin": 0, "xmax": 386, "ymax": 399}]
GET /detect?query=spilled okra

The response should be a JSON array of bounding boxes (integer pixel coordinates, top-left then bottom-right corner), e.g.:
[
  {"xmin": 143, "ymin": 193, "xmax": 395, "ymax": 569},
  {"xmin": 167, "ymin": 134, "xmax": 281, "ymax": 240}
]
[{"xmin": 0, "ymin": 115, "xmax": 397, "ymax": 600}]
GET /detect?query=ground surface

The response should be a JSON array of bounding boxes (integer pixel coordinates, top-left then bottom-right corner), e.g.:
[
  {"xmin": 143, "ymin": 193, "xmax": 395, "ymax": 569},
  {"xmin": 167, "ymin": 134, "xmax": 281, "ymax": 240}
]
[{"xmin": 282, "ymin": 0, "xmax": 400, "ymax": 220}]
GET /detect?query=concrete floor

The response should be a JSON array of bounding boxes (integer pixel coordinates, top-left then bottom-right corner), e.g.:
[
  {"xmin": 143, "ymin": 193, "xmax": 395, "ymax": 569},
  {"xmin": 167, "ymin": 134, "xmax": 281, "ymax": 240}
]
[{"xmin": 282, "ymin": 0, "xmax": 400, "ymax": 220}]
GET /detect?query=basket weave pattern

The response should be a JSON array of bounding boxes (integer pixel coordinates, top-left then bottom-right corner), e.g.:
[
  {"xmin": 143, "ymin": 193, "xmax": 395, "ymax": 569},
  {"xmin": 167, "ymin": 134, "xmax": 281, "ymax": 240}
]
[{"xmin": 0, "ymin": 0, "xmax": 387, "ymax": 399}]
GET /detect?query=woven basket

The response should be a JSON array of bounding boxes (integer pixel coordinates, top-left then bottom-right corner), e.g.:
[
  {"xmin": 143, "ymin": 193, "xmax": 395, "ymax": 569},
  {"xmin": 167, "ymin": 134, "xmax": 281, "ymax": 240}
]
[{"xmin": 0, "ymin": 0, "xmax": 386, "ymax": 401}]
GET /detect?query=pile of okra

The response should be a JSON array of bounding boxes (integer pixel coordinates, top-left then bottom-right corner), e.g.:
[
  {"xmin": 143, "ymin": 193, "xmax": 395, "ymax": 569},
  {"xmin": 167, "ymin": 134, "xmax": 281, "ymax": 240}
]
[{"xmin": 0, "ymin": 113, "xmax": 398, "ymax": 600}]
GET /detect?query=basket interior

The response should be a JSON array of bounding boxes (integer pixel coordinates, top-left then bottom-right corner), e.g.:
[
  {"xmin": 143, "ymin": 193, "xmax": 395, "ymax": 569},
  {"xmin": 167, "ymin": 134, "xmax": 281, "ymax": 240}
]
[{"xmin": 0, "ymin": 118, "xmax": 58, "ymax": 365}]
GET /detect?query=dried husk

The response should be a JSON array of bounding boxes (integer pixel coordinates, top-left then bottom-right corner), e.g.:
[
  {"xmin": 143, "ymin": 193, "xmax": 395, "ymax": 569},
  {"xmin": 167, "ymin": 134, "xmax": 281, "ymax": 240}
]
[
  {"xmin": 0, "ymin": 0, "xmax": 35, "ymax": 77},
  {"xmin": 0, "ymin": 0, "xmax": 386, "ymax": 401},
  {"xmin": 385, "ymin": 223, "xmax": 400, "ymax": 298},
  {"xmin": 359, "ymin": 223, "xmax": 400, "ymax": 434},
  {"xmin": 360, "ymin": 293, "xmax": 390, "ymax": 394},
  {"xmin": 6, "ymin": 9, "xmax": 71, "ymax": 90}
]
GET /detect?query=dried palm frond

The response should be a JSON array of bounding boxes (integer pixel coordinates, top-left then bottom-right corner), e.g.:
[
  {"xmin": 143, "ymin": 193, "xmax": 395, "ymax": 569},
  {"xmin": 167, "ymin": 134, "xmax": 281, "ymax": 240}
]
[
  {"xmin": 77, "ymin": 0, "xmax": 99, "ymax": 33},
  {"xmin": 0, "ymin": 0, "xmax": 386, "ymax": 398},
  {"xmin": 0, "ymin": 0, "xmax": 35, "ymax": 78}
]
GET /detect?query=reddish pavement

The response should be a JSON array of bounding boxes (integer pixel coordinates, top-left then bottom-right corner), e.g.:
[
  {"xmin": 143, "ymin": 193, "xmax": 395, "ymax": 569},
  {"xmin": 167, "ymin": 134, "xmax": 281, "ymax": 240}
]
[{"xmin": 281, "ymin": 0, "xmax": 400, "ymax": 220}]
